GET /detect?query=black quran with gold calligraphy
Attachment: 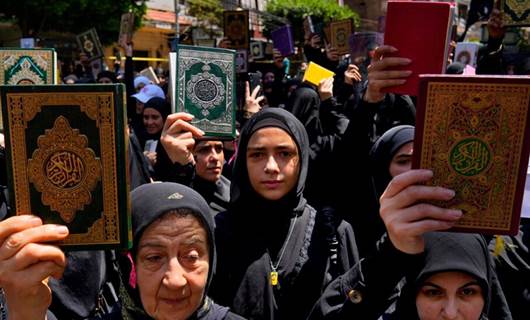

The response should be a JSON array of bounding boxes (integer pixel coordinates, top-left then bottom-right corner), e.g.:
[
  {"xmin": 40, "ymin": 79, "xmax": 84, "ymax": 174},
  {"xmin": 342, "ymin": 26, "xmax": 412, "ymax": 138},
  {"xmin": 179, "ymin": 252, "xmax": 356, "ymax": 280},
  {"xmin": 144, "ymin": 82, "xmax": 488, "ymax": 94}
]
[
  {"xmin": 413, "ymin": 75, "xmax": 530, "ymax": 235},
  {"xmin": 0, "ymin": 84, "xmax": 131, "ymax": 250}
]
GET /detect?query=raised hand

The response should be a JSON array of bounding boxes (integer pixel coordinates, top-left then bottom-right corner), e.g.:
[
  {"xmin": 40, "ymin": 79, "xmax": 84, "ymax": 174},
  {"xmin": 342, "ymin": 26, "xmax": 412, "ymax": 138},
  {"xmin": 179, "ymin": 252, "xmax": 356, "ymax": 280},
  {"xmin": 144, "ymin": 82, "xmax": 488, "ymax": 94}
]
[
  {"xmin": 364, "ymin": 45, "xmax": 412, "ymax": 103},
  {"xmin": 160, "ymin": 113, "xmax": 205, "ymax": 165},
  {"xmin": 344, "ymin": 64, "xmax": 362, "ymax": 85},
  {"xmin": 244, "ymin": 81, "xmax": 264, "ymax": 116},
  {"xmin": 379, "ymin": 169, "xmax": 463, "ymax": 254},
  {"xmin": 318, "ymin": 77, "xmax": 334, "ymax": 101},
  {"xmin": 0, "ymin": 215, "xmax": 68, "ymax": 320}
]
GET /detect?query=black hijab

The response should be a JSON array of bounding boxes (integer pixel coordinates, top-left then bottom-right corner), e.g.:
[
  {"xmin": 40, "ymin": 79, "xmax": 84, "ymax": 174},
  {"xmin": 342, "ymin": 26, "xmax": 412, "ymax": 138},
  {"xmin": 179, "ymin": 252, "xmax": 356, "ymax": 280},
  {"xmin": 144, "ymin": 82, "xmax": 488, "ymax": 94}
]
[
  {"xmin": 353, "ymin": 125, "xmax": 415, "ymax": 258},
  {"xmin": 213, "ymin": 108, "xmax": 330, "ymax": 319},
  {"xmin": 140, "ymin": 97, "xmax": 171, "ymax": 144},
  {"xmin": 370, "ymin": 125, "xmax": 415, "ymax": 199},
  {"xmin": 394, "ymin": 232, "xmax": 494, "ymax": 320},
  {"xmin": 122, "ymin": 182, "xmax": 229, "ymax": 320},
  {"xmin": 230, "ymin": 108, "xmax": 309, "ymax": 215},
  {"xmin": 283, "ymin": 85, "xmax": 321, "ymax": 143}
]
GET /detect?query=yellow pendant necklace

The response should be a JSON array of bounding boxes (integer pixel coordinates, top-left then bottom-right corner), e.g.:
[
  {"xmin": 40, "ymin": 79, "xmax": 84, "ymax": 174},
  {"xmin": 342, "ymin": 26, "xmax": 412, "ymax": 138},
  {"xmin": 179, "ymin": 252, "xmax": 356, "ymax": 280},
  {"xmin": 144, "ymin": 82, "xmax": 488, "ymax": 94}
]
[{"xmin": 269, "ymin": 215, "xmax": 298, "ymax": 286}]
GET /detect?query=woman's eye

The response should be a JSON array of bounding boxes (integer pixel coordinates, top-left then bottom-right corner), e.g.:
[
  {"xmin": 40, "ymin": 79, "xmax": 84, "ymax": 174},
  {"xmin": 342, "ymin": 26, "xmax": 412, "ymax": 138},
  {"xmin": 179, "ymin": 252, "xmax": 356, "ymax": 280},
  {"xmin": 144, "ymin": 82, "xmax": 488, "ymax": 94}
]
[
  {"xmin": 423, "ymin": 288, "xmax": 443, "ymax": 297},
  {"xmin": 279, "ymin": 151, "xmax": 294, "ymax": 158},
  {"xmin": 460, "ymin": 287, "xmax": 478, "ymax": 297},
  {"xmin": 248, "ymin": 152, "xmax": 263, "ymax": 159},
  {"xmin": 181, "ymin": 251, "xmax": 200, "ymax": 266},
  {"xmin": 145, "ymin": 255, "xmax": 162, "ymax": 263}
]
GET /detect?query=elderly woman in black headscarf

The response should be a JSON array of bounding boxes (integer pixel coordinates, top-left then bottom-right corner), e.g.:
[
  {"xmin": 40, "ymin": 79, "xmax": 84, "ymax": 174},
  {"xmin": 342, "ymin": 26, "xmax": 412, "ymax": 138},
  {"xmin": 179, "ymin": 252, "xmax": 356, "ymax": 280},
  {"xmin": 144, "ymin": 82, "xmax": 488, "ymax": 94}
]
[
  {"xmin": 120, "ymin": 182, "xmax": 245, "ymax": 320},
  {"xmin": 210, "ymin": 108, "xmax": 358, "ymax": 320},
  {"xmin": 354, "ymin": 125, "xmax": 415, "ymax": 258}
]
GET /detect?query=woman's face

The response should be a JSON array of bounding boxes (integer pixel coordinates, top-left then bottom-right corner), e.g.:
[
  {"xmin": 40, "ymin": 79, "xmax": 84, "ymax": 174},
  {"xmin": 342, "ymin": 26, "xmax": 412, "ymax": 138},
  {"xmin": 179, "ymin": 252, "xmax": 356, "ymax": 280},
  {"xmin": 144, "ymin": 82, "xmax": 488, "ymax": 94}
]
[
  {"xmin": 246, "ymin": 127, "xmax": 300, "ymax": 200},
  {"xmin": 136, "ymin": 213, "xmax": 209, "ymax": 320},
  {"xmin": 416, "ymin": 271, "xmax": 484, "ymax": 320},
  {"xmin": 193, "ymin": 140, "xmax": 225, "ymax": 183},
  {"xmin": 143, "ymin": 108, "xmax": 164, "ymax": 135},
  {"xmin": 389, "ymin": 142, "xmax": 413, "ymax": 177}
]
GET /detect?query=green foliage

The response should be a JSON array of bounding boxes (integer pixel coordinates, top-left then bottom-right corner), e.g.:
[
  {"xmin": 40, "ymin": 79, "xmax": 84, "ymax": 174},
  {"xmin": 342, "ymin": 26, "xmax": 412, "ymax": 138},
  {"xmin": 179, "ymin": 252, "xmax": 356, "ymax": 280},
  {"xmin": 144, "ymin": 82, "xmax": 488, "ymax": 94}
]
[
  {"xmin": 0, "ymin": 0, "xmax": 146, "ymax": 45},
  {"xmin": 265, "ymin": 0, "xmax": 359, "ymax": 39},
  {"xmin": 186, "ymin": 0, "xmax": 224, "ymax": 37}
]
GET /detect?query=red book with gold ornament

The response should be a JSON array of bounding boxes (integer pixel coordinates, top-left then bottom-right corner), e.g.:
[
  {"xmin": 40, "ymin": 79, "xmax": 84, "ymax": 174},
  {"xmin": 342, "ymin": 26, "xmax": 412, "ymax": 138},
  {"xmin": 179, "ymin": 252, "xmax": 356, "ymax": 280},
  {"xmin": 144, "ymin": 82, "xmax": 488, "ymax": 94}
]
[{"xmin": 412, "ymin": 75, "xmax": 530, "ymax": 235}]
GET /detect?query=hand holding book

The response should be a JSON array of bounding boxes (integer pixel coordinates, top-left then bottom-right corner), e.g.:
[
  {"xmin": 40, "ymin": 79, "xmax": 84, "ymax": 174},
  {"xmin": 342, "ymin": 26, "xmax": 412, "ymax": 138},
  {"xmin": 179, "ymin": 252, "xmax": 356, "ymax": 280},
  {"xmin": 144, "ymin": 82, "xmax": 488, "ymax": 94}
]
[
  {"xmin": 0, "ymin": 215, "xmax": 68, "ymax": 320},
  {"xmin": 363, "ymin": 45, "xmax": 412, "ymax": 103},
  {"xmin": 318, "ymin": 77, "xmax": 334, "ymax": 102},
  {"xmin": 379, "ymin": 169, "xmax": 462, "ymax": 254},
  {"xmin": 160, "ymin": 113, "xmax": 205, "ymax": 166}
]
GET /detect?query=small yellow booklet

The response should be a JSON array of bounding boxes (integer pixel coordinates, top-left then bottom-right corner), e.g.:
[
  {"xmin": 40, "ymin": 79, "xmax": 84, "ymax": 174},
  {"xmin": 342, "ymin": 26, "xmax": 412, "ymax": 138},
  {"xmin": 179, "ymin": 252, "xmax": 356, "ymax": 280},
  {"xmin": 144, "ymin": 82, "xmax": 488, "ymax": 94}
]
[{"xmin": 302, "ymin": 61, "xmax": 335, "ymax": 86}]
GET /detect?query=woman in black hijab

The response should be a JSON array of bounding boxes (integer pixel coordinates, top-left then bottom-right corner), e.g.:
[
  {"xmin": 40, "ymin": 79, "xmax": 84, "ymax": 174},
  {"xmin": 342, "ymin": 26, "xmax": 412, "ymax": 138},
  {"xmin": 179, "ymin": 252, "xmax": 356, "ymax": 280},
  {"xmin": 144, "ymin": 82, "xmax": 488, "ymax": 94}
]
[
  {"xmin": 354, "ymin": 125, "xmax": 415, "ymax": 258},
  {"xmin": 210, "ymin": 108, "xmax": 358, "ymax": 320},
  {"xmin": 283, "ymin": 84, "xmax": 349, "ymax": 208},
  {"xmin": 120, "ymin": 182, "xmax": 245, "ymax": 320},
  {"xmin": 391, "ymin": 232, "xmax": 510, "ymax": 320}
]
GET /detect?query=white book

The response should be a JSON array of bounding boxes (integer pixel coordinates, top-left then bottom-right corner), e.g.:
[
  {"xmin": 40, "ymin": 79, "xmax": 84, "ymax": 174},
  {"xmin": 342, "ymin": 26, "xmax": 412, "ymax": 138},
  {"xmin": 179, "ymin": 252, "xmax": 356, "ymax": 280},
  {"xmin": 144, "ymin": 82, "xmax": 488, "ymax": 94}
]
[{"xmin": 454, "ymin": 42, "xmax": 480, "ymax": 68}]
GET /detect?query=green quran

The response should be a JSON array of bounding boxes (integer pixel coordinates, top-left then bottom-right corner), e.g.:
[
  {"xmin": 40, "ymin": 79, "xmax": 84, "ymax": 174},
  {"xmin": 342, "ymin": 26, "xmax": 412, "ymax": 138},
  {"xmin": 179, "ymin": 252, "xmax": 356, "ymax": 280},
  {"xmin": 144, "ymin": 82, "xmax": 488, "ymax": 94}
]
[
  {"xmin": 0, "ymin": 48, "xmax": 57, "ymax": 85},
  {"xmin": 413, "ymin": 75, "xmax": 530, "ymax": 235},
  {"xmin": 0, "ymin": 84, "xmax": 131, "ymax": 250},
  {"xmin": 501, "ymin": 0, "xmax": 530, "ymax": 26},
  {"xmin": 175, "ymin": 45, "xmax": 236, "ymax": 139}
]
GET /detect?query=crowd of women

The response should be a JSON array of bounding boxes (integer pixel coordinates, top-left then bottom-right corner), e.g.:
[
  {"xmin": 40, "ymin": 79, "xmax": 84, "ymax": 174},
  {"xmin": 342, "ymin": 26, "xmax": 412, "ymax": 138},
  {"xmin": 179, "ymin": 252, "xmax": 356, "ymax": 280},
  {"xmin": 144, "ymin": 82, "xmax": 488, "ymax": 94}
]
[{"xmin": 0, "ymin": 7, "xmax": 529, "ymax": 320}]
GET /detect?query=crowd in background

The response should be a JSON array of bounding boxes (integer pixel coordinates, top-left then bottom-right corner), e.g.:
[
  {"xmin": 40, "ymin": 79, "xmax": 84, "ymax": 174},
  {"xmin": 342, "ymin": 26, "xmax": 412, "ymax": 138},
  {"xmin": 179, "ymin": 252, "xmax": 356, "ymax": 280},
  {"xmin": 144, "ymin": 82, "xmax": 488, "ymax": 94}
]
[{"xmin": 0, "ymin": 6, "xmax": 529, "ymax": 320}]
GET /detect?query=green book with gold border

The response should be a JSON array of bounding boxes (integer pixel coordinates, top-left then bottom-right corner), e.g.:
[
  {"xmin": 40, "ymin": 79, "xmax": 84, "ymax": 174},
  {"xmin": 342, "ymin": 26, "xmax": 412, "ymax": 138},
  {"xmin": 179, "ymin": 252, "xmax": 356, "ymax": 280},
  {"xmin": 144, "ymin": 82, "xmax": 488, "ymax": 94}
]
[
  {"xmin": 413, "ymin": 75, "xmax": 530, "ymax": 235},
  {"xmin": 175, "ymin": 45, "xmax": 236, "ymax": 139},
  {"xmin": 0, "ymin": 84, "xmax": 131, "ymax": 250},
  {"xmin": 0, "ymin": 48, "xmax": 57, "ymax": 85}
]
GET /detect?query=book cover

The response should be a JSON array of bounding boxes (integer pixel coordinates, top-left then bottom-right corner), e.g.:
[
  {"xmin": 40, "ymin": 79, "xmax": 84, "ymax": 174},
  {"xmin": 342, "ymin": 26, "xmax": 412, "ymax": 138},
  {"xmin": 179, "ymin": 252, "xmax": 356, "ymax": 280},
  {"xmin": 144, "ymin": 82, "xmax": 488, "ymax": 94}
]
[
  {"xmin": 76, "ymin": 28, "xmax": 104, "ymax": 61},
  {"xmin": 271, "ymin": 25, "xmax": 295, "ymax": 57},
  {"xmin": 349, "ymin": 32, "xmax": 383, "ymax": 60},
  {"xmin": 501, "ymin": 0, "xmax": 530, "ymax": 26},
  {"xmin": 175, "ymin": 45, "xmax": 236, "ymax": 139},
  {"xmin": 330, "ymin": 19, "xmax": 353, "ymax": 55},
  {"xmin": 302, "ymin": 61, "xmax": 335, "ymax": 87},
  {"xmin": 383, "ymin": 1, "xmax": 453, "ymax": 96},
  {"xmin": 223, "ymin": 10, "xmax": 250, "ymax": 49},
  {"xmin": 119, "ymin": 12, "xmax": 135, "ymax": 44},
  {"xmin": 235, "ymin": 50, "xmax": 248, "ymax": 73},
  {"xmin": 140, "ymin": 66, "xmax": 160, "ymax": 84},
  {"xmin": 250, "ymin": 41, "xmax": 265, "ymax": 60},
  {"xmin": 0, "ymin": 84, "xmax": 131, "ymax": 250},
  {"xmin": 454, "ymin": 42, "xmax": 480, "ymax": 68},
  {"xmin": 0, "ymin": 48, "xmax": 57, "ymax": 85},
  {"xmin": 413, "ymin": 75, "xmax": 530, "ymax": 235}
]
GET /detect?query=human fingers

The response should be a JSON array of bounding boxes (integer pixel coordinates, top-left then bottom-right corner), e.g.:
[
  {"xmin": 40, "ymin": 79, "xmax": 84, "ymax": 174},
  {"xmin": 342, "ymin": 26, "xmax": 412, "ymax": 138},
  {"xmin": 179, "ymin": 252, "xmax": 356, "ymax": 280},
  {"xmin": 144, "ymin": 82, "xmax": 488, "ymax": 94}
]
[
  {"xmin": 367, "ymin": 79, "xmax": 407, "ymax": 93},
  {"xmin": 165, "ymin": 118, "xmax": 204, "ymax": 138},
  {"xmin": 14, "ymin": 261, "xmax": 66, "ymax": 286},
  {"xmin": 372, "ymin": 45, "xmax": 398, "ymax": 60},
  {"xmin": 0, "ymin": 215, "xmax": 42, "ymax": 246},
  {"xmin": 251, "ymin": 85, "xmax": 261, "ymax": 98},
  {"xmin": 245, "ymin": 81, "xmax": 250, "ymax": 98},
  {"xmin": 255, "ymin": 96, "xmax": 265, "ymax": 104},
  {"xmin": 162, "ymin": 113, "xmax": 195, "ymax": 134},
  {"xmin": 0, "ymin": 224, "xmax": 68, "ymax": 261},
  {"xmin": 391, "ymin": 202, "xmax": 462, "ymax": 224},
  {"xmin": 368, "ymin": 70, "xmax": 412, "ymax": 81},
  {"xmin": 386, "ymin": 185, "xmax": 456, "ymax": 212},
  {"xmin": 368, "ymin": 57, "xmax": 411, "ymax": 72},
  {"xmin": 381, "ymin": 169, "xmax": 434, "ymax": 199},
  {"xmin": 7, "ymin": 242, "xmax": 66, "ymax": 273}
]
